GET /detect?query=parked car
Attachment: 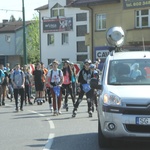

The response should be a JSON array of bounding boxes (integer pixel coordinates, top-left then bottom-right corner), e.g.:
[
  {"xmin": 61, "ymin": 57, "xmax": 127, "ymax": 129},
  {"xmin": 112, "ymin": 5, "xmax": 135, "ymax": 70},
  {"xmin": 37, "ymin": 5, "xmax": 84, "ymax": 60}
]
[{"xmin": 90, "ymin": 27, "xmax": 150, "ymax": 148}]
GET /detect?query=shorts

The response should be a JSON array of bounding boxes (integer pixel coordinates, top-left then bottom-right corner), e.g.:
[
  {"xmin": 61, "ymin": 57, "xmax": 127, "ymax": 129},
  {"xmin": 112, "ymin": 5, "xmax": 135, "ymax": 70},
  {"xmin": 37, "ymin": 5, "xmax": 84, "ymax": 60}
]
[{"xmin": 35, "ymin": 82, "xmax": 44, "ymax": 91}]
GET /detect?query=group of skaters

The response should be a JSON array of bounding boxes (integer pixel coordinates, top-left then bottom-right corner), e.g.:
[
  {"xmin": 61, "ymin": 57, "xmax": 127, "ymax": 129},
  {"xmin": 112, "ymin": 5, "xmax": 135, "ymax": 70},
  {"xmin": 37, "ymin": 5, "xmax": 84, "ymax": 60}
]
[
  {"xmin": 0, "ymin": 59, "xmax": 101, "ymax": 117},
  {"xmin": 45, "ymin": 58, "xmax": 101, "ymax": 117}
]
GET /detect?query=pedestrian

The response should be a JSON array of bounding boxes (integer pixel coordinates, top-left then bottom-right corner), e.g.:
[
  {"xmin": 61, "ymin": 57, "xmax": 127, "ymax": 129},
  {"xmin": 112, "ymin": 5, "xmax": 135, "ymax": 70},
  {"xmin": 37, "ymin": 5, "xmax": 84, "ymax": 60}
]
[
  {"xmin": 69, "ymin": 62, "xmax": 77, "ymax": 102},
  {"xmin": 45, "ymin": 63, "xmax": 53, "ymax": 111},
  {"xmin": 0, "ymin": 64, "xmax": 5, "ymax": 106},
  {"xmin": 7, "ymin": 69, "xmax": 14, "ymax": 101},
  {"xmin": 41, "ymin": 62, "xmax": 48, "ymax": 101},
  {"xmin": 23, "ymin": 65, "xmax": 32, "ymax": 105},
  {"xmin": 46, "ymin": 60, "xmax": 64, "ymax": 115},
  {"xmin": 1, "ymin": 64, "xmax": 9, "ymax": 105},
  {"xmin": 11, "ymin": 64, "xmax": 25, "ymax": 111},
  {"xmin": 72, "ymin": 59, "xmax": 94, "ymax": 117},
  {"xmin": 62, "ymin": 60, "xmax": 75, "ymax": 111},
  {"xmin": 90, "ymin": 63, "xmax": 99, "ymax": 112},
  {"xmin": 32, "ymin": 63, "xmax": 45, "ymax": 102}
]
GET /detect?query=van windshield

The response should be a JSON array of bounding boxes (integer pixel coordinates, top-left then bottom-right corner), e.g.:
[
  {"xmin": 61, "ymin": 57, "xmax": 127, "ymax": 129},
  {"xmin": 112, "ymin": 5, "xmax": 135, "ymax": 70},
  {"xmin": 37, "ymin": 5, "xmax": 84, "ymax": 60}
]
[{"xmin": 108, "ymin": 59, "xmax": 150, "ymax": 85}]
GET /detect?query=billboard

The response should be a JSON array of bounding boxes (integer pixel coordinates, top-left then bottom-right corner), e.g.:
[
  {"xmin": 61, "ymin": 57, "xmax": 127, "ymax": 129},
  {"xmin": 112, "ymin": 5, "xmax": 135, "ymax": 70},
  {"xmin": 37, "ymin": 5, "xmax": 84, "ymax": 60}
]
[
  {"xmin": 43, "ymin": 17, "xmax": 73, "ymax": 33},
  {"xmin": 123, "ymin": 0, "xmax": 150, "ymax": 9},
  {"xmin": 94, "ymin": 46, "xmax": 110, "ymax": 60}
]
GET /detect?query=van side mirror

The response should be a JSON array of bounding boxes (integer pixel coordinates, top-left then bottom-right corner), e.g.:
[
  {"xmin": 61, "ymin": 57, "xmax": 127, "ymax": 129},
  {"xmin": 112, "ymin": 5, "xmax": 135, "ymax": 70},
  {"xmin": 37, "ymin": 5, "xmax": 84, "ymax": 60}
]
[{"xmin": 90, "ymin": 78, "xmax": 101, "ymax": 89}]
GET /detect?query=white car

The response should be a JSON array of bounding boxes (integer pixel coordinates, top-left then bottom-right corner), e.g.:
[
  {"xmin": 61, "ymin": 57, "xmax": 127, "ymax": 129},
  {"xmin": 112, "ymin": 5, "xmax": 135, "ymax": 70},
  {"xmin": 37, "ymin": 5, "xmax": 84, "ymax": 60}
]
[
  {"xmin": 91, "ymin": 51, "xmax": 150, "ymax": 148},
  {"xmin": 90, "ymin": 27, "xmax": 150, "ymax": 148}
]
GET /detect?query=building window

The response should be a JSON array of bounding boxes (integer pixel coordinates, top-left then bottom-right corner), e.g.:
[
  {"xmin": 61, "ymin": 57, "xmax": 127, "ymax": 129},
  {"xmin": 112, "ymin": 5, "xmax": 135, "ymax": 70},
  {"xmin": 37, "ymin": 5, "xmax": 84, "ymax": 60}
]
[
  {"xmin": 48, "ymin": 59, "xmax": 55, "ymax": 65},
  {"xmin": 51, "ymin": 3, "xmax": 64, "ymax": 18},
  {"xmin": 76, "ymin": 25, "xmax": 87, "ymax": 37},
  {"xmin": 62, "ymin": 33, "xmax": 69, "ymax": 45},
  {"xmin": 76, "ymin": 13, "xmax": 87, "ymax": 21},
  {"xmin": 47, "ymin": 34, "xmax": 54, "ymax": 45},
  {"xmin": 77, "ymin": 41, "xmax": 87, "ymax": 52},
  {"xmin": 62, "ymin": 58, "xmax": 69, "ymax": 62},
  {"xmin": 5, "ymin": 35, "xmax": 11, "ymax": 43},
  {"xmin": 136, "ymin": 9, "xmax": 150, "ymax": 28},
  {"xmin": 96, "ymin": 14, "xmax": 106, "ymax": 31},
  {"xmin": 77, "ymin": 55, "xmax": 88, "ymax": 61}
]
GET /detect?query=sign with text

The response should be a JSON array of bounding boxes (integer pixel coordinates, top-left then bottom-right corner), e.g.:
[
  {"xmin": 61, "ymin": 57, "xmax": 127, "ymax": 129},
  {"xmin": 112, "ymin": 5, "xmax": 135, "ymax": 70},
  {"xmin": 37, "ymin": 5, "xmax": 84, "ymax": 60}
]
[
  {"xmin": 123, "ymin": 0, "xmax": 150, "ymax": 9},
  {"xmin": 94, "ymin": 46, "xmax": 110, "ymax": 60},
  {"xmin": 43, "ymin": 17, "xmax": 73, "ymax": 32}
]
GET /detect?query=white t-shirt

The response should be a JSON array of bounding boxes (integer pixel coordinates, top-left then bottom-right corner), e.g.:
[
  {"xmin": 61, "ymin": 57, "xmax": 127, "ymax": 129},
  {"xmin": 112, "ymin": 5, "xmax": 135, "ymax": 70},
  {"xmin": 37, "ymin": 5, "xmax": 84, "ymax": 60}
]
[{"xmin": 47, "ymin": 69, "xmax": 63, "ymax": 84}]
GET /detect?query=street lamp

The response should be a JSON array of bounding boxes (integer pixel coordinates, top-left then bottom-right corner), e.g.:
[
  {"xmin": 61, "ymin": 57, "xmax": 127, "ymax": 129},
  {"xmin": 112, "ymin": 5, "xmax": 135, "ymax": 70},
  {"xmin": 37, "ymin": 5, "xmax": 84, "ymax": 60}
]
[{"xmin": 22, "ymin": 0, "xmax": 27, "ymax": 64}]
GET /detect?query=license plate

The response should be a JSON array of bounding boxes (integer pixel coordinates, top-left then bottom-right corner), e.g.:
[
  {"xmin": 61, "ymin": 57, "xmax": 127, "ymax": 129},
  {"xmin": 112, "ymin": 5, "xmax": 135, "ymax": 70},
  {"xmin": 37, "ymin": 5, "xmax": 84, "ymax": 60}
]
[{"xmin": 136, "ymin": 117, "xmax": 150, "ymax": 125}]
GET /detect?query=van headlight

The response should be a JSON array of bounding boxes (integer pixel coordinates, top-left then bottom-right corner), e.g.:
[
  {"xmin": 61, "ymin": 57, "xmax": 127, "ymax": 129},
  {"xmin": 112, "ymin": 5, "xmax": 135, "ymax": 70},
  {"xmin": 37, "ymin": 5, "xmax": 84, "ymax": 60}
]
[{"xmin": 103, "ymin": 93, "xmax": 121, "ymax": 106}]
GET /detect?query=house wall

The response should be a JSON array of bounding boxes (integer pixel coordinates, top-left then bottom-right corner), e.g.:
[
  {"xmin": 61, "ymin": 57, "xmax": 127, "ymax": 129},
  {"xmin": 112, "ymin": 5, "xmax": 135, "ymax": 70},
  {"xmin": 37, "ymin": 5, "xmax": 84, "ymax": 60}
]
[{"xmin": 86, "ymin": 1, "xmax": 150, "ymax": 51}]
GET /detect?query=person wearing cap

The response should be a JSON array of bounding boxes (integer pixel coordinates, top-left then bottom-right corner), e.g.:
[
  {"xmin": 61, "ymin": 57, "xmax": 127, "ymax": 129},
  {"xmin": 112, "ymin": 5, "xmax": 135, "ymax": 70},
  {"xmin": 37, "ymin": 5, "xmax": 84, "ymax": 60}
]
[
  {"xmin": 62, "ymin": 60, "xmax": 75, "ymax": 111},
  {"xmin": 72, "ymin": 59, "xmax": 94, "ymax": 117},
  {"xmin": 46, "ymin": 60, "xmax": 64, "ymax": 115}
]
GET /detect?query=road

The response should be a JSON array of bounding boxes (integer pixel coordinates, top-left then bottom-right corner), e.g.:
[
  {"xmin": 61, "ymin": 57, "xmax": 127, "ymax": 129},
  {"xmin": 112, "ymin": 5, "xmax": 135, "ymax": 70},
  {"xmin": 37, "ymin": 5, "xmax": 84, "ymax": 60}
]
[{"xmin": 0, "ymin": 98, "xmax": 150, "ymax": 150}]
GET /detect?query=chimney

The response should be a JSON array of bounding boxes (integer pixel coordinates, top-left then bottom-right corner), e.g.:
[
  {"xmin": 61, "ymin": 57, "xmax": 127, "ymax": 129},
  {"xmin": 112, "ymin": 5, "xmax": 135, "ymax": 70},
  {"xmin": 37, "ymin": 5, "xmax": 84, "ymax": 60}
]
[
  {"xmin": 3, "ymin": 19, "xmax": 8, "ymax": 24},
  {"xmin": 2, "ymin": 19, "xmax": 8, "ymax": 27}
]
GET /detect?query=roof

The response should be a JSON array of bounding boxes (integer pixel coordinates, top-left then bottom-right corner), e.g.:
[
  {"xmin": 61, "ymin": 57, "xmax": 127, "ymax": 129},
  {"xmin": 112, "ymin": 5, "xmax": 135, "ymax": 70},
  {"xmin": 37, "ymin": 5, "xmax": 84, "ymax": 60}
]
[
  {"xmin": 0, "ymin": 21, "xmax": 31, "ymax": 33},
  {"xmin": 110, "ymin": 51, "xmax": 150, "ymax": 60},
  {"xmin": 35, "ymin": 4, "xmax": 48, "ymax": 10},
  {"xmin": 68, "ymin": 0, "xmax": 120, "ymax": 7}
]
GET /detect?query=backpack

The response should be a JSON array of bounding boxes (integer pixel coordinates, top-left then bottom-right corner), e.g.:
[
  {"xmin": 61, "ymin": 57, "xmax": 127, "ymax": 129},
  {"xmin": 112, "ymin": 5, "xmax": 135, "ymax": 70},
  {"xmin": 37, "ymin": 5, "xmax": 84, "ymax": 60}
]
[{"xmin": 13, "ymin": 71, "xmax": 23, "ymax": 84}]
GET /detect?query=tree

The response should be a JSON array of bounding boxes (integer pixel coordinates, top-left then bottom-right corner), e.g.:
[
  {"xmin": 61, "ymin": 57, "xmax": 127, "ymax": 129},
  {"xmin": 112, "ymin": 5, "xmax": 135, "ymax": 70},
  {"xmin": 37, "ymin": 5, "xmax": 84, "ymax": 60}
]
[
  {"xmin": 9, "ymin": 15, "xmax": 16, "ymax": 22},
  {"xmin": 26, "ymin": 14, "xmax": 40, "ymax": 64},
  {"xmin": 17, "ymin": 17, "xmax": 22, "ymax": 21}
]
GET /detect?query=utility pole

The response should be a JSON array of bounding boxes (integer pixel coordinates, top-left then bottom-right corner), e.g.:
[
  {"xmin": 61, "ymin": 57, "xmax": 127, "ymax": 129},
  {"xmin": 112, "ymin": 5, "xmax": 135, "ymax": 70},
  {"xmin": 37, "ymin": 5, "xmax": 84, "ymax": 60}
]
[{"xmin": 22, "ymin": 0, "xmax": 27, "ymax": 64}]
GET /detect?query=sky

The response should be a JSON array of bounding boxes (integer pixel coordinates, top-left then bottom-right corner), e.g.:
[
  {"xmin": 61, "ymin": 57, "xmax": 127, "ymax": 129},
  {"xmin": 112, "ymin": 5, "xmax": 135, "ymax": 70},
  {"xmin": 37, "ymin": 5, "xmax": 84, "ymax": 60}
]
[{"xmin": 0, "ymin": 0, "xmax": 48, "ymax": 22}]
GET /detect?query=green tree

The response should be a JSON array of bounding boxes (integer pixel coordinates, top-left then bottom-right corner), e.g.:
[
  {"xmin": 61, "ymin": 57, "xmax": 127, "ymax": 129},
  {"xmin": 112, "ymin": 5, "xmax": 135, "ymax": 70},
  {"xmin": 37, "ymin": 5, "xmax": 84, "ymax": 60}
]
[{"xmin": 26, "ymin": 14, "xmax": 40, "ymax": 64}]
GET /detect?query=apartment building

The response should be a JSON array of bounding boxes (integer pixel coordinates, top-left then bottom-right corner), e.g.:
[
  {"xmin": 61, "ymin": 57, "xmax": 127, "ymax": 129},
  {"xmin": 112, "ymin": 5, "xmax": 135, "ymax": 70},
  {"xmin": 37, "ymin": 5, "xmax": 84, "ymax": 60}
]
[
  {"xmin": 35, "ymin": 0, "xmax": 89, "ymax": 67},
  {"xmin": 70, "ymin": 0, "xmax": 150, "ymax": 62}
]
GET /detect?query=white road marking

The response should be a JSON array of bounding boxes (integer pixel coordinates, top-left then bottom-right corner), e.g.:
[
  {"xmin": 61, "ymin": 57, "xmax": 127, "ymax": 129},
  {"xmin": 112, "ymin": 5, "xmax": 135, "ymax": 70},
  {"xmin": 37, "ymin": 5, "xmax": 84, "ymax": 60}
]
[
  {"xmin": 47, "ymin": 118, "xmax": 55, "ymax": 129},
  {"xmin": 43, "ymin": 133, "xmax": 55, "ymax": 150},
  {"xmin": 28, "ymin": 110, "xmax": 55, "ymax": 150}
]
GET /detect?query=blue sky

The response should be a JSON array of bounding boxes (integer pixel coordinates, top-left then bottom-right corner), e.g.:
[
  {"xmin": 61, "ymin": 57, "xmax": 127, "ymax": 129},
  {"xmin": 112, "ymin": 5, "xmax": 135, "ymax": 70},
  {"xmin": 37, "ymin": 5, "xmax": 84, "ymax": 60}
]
[{"xmin": 0, "ymin": 0, "xmax": 48, "ymax": 22}]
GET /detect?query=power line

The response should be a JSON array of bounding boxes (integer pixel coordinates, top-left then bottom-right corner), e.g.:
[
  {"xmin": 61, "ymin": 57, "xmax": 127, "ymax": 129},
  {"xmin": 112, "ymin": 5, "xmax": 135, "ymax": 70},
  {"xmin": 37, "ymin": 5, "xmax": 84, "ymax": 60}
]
[{"xmin": 0, "ymin": 8, "xmax": 22, "ymax": 12}]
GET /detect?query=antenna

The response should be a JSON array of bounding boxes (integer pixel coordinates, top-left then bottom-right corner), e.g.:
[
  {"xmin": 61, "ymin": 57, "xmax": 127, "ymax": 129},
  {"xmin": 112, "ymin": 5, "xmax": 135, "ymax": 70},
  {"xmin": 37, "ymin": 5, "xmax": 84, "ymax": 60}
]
[{"xmin": 142, "ymin": 35, "xmax": 145, "ymax": 51}]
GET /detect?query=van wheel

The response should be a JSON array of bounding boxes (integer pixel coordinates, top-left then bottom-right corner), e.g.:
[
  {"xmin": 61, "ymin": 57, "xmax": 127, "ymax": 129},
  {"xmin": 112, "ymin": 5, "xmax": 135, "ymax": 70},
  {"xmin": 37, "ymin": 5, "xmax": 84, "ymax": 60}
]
[{"xmin": 98, "ymin": 121, "xmax": 111, "ymax": 148}]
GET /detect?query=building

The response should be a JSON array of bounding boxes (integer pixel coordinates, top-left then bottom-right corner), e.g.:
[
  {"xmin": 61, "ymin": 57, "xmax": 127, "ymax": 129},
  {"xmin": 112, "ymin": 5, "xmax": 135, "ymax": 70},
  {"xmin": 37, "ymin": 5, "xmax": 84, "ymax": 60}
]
[
  {"xmin": 0, "ymin": 20, "xmax": 30, "ymax": 68},
  {"xmin": 35, "ymin": 0, "xmax": 90, "ymax": 67},
  {"xmin": 70, "ymin": 0, "xmax": 150, "ymax": 62}
]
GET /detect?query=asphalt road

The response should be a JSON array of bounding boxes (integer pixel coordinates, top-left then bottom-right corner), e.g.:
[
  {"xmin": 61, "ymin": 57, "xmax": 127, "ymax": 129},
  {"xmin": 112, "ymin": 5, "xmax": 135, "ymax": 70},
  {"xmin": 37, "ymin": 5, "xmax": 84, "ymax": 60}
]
[{"xmin": 0, "ymin": 98, "xmax": 150, "ymax": 150}]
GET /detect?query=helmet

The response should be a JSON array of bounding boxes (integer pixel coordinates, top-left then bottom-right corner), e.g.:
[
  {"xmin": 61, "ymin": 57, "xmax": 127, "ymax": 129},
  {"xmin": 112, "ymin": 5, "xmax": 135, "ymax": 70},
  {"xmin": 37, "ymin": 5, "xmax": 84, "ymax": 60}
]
[
  {"xmin": 93, "ymin": 70, "xmax": 99, "ymax": 78},
  {"xmin": 84, "ymin": 59, "xmax": 92, "ymax": 64},
  {"xmin": 90, "ymin": 64, "xmax": 96, "ymax": 69},
  {"xmin": 64, "ymin": 60, "xmax": 70, "ymax": 64}
]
